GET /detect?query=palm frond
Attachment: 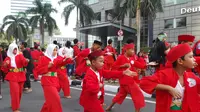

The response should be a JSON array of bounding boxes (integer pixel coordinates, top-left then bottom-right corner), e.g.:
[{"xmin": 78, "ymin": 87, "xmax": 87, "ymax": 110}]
[
  {"xmin": 79, "ymin": 4, "xmax": 95, "ymax": 26},
  {"xmin": 19, "ymin": 24, "xmax": 28, "ymax": 40},
  {"xmin": 1, "ymin": 21, "xmax": 13, "ymax": 31},
  {"xmin": 6, "ymin": 23, "xmax": 16, "ymax": 40},
  {"xmin": 33, "ymin": 0, "xmax": 43, "ymax": 13},
  {"xmin": 29, "ymin": 16, "xmax": 40, "ymax": 28},
  {"xmin": 26, "ymin": 7, "xmax": 39, "ymax": 14},
  {"xmin": 62, "ymin": 4, "xmax": 75, "ymax": 25},
  {"xmin": 18, "ymin": 17, "xmax": 29, "ymax": 29},
  {"xmin": 142, "ymin": 0, "xmax": 163, "ymax": 19},
  {"xmin": 3, "ymin": 15, "xmax": 16, "ymax": 23},
  {"xmin": 45, "ymin": 16, "xmax": 58, "ymax": 36},
  {"xmin": 44, "ymin": 3, "xmax": 57, "ymax": 14}
]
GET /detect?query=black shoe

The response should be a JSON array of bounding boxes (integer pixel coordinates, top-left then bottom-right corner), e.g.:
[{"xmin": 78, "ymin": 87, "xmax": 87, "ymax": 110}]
[{"xmin": 34, "ymin": 79, "xmax": 38, "ymax": 82}]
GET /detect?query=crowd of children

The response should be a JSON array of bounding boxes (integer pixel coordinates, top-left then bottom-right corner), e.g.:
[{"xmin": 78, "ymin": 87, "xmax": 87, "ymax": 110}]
[{"xmin": 0, "ymin": 33, "xmax": 200, "ymax": 112}]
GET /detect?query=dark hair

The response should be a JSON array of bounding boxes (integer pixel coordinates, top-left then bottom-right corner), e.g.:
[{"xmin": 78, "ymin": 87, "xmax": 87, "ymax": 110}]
[
  {"xmin": 108, "ymin": 39, "xmax": 112, "ymax": 44},
  {"xmin": 53, "ymin": 40, "xmax": 58, "ymax": 45},
  {"xmin": 65, "ymin": 41, "xmax": 71, "ymax": 48},
  {"xmin": 73, "ymin": 39, "xmax": 78, "ymax": 44},
  {"xmin": 172, "ymin": 56, "xmax": 185, "ymax": 68},
  {"xmin": 21, "ymin": 42, "xmax": 27, "ymax": 48},
  {"xmin": 126, "ymin": 39, "xmax": 134, "ymax": 44},
  {"xmin": 178, "ymin": 40, "xmax": 188, "ymax": 44},
  {"xmin": 41, "ymin": 48, "xmax": 45, "ymax": 52},
  {"xmin": 93, "ymin": 40, "xmax": 102, "ymax": 46}
]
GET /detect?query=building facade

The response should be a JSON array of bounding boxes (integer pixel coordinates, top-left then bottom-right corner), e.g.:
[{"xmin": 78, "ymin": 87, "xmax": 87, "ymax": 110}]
[
  {"xmin": 10, "ymin": 0, "xmax": 51, "ymax": 14},
  {"xmin": 154, "ymin": 0, "xmax": 200, "ymax": 43},
  {"xmin": 79, "ymin": 0, "xmax": 141, "ymax": 50}
]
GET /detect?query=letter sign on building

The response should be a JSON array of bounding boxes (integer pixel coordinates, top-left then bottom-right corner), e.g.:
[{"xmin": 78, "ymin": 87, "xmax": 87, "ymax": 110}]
[{"xmin": 181, "ymin": 6, "xmax": 200, "ymax": 15}]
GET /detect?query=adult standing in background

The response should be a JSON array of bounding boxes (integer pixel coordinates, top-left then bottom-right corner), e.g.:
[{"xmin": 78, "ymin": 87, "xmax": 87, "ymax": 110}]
[
  {"xmin": 20, "ymin": 42, "xmax": 33, "ymax": 93},
  {"xmin": 65, "ymin": 41, "xmax": 74, "ymax": 77}
]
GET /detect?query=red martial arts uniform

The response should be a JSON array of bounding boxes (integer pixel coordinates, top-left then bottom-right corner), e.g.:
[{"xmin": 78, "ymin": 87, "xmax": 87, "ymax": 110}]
[
  {"xmin": 73, "ymin": 45, "xmax": 80, "ymax": 68},
  {"xmin": 37, "ymin": 56, "xmax": 69, "ymax": 112},
  {"xmin": 103, "ymin": 45, "xmax": 116, "ymax": 70},
  {"xmin": 75, "ymin": 48, "xmax": 91, "ymax": 76},
  {"xmin": 57, "ymin": 55, "xmax": 73, "ymax": 97},
  {"xmin": 31, "ymin": 49, "xmax": 43, "ymax": 80},
  {"xmin": 80, "ymin": 68, "xmax": 124, "ymax": 112},
  {"xmin": 140, "ymin": 68, "xmax": 200, "ymax": 112},
  {"xmin": 111, "ymin": 55, "xmax": 146, "ymax": 109},
  {"xmin": 2, "ymin": 54, "xmax": 28, "ymax": 111}
]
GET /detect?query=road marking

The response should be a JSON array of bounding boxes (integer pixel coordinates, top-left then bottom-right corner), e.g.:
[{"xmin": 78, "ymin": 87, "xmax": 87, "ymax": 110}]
[{"xmin": 70, "ymin": 87, "xmax": 156, "ymax": 104}]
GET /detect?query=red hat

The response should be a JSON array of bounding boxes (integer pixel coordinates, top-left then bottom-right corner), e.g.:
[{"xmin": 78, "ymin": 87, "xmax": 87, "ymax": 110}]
[
  {"xmin": 167, "ymin": 44, "xmax": 192, "ymax": 63},
  {"xmin": 88, "ymin": 50, "xmax": 103, "ymax": 61},
  {"xmin": 123, "ymin": 43, "xmax": 135, "ymax": 51},
  {"xmin": 178, "ymin": 35, "xmax": 195, "ymax": 42}
]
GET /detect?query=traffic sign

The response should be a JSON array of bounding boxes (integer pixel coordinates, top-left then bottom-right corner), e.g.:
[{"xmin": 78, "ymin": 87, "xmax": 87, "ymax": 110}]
[
  {"xmin": 118, "ymin": 36, "xmax": 124, "ymax": 41},
  {"xmin": 118, "ymin": 30, "xmax": 123, "ymax": 36}
]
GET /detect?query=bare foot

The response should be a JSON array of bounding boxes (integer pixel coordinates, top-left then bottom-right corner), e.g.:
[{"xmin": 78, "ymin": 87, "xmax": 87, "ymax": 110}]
[
  {"xmin": 64, "ymin": 96, "xmax": 72, "ymax": 99},
  {"xmin": 105, "ymin": 106, "xmax": 112, "ymax": 111}
]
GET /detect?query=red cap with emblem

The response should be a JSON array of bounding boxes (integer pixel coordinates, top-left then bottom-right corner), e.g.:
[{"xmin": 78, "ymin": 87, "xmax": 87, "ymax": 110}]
[
  {"xmin": 167, "ymin": 43, "xmax": 192, "ymax": 63},
  {"xmin": 178, "ymin": 34, "xmax": 195, "ymax": 42}
]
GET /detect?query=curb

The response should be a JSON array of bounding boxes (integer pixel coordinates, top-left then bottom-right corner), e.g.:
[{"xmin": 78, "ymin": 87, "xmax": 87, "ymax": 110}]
[{"xmin": 70, "ymin": 79, "xmax": 153, "ymax": 98}]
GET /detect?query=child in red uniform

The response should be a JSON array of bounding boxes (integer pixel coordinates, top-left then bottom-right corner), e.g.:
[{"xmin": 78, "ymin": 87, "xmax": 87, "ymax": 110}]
[
  {"xmin": 57, "ymin": 47, "xmax": 73, "ymax": 98},
  {"xmin": 37, "ymin": 44, "xmax": 71, "ymax": 112},
  {"xmin": 80, "ymin": 50, "xmax": 136, "ymax": 112},
  {"xmin": 31, "ymin": 42, "xmax": 43, "ymax": 81},
  {"xmin": 140, "ymin": 43, "xmax": 200, "ymax": 112},
  {"xmin": 2, "ymin": 43, "xmax": 29, "ymax": 112},
  {"xmin": 106, "ymin": 44, "xmax": 146, "ymax": 112},
  {"xmin": 75, "ymin": 40, "xmax": 102, "ymax": 78},
  {"xmin": 104, "ymin": 39, "xmax": 116, "ymax": 70}
]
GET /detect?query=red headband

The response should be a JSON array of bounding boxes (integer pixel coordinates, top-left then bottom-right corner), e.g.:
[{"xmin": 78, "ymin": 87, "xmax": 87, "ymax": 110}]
[{"xmin": 178, "ymin": 34, "xmax": 195, "ymax": 42}]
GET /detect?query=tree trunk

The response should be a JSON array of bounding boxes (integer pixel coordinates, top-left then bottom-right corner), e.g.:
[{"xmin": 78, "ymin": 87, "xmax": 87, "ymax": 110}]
[
  {"xmin": 40, "ymin": 18, "xmax": 45, "ymax": 46},
  {"xmin": 136, "ymin": 0, "xmax": 141, "ymax": 53}
]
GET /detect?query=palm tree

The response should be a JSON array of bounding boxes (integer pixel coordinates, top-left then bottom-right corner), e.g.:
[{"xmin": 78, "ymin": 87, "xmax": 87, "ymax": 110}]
[
  {"xmin": 1, "ymin": 12, "xmax": 29, "ymax": 42},
  {"xmin": 114, "ymin": 0, "xmax": 163, "ymax": 52},
  {"xmin": 26, "ymin": 0, "xmax": 58, "ymax": 45},
  {"xmin": 59, "ymin": 0, "xmax": 95, "ymax": 39}
]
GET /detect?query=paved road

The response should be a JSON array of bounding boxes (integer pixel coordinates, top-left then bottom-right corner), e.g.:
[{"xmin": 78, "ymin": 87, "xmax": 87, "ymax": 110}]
[{"xmin": 0, "ymin": 82, "xmax": 155, "ymax": 112}]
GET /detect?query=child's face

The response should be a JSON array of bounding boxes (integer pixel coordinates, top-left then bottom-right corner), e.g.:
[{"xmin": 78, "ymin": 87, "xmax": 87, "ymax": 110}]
[
  {"xmin": 13, "ymin": 48, "xmax": 17, "ymax": 55},
  {"xmin": 187, "ymin": 42, "xmax": 193, "ymax": 47},
  {"xmin": 52, "ymin": 48, "xmax": 58, "ymax": 57},
  {"xmin": 181, "ymin": 51, "xmax": 196, "ymax": 68},
  {"xmin": 92, "ymin": 56, "xmax": 104, "ymax": 70},
  {"xmin": 126, "ymin": 48, "xmax": 134, "ymax": 57}
]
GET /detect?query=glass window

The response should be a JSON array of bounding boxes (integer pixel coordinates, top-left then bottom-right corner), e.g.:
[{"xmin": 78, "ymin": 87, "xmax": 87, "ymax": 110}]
[
  {"xmin": 176, "ymin": 17, "xmax": 186, "ymax": 27},
  {"xmin": 165, "ymin": 19, "xmax": 174, "ymax": 29},
  {"xmin": 176, "ymin": 0, "xmax": 189, "ymax": 4},
  {"xmin": 88, "ymin": 0, "xmax": 99, "ymax": 5},
  {"xmin": 165, "ymin": 0, "xmax": 174, "ymax": 6},
  {"xmin": 165, "ymin": 0, "xmax": 191, "ymax": 5}
]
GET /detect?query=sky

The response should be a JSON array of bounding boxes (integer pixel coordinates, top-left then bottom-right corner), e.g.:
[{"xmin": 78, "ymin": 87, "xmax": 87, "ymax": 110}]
[
  {"xmin": 51, "ymin": 0, "xmax": 76, "ymax": 38},
  {"xmin": 0, "ymin": 0, "xmax": 76, "ymax": 38}
]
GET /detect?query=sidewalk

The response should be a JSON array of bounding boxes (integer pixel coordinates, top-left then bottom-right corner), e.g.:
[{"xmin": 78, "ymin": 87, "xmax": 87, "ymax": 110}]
[{"xmin": 69, "ymin": 79, "xmax": 152, "ymax": 98}]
